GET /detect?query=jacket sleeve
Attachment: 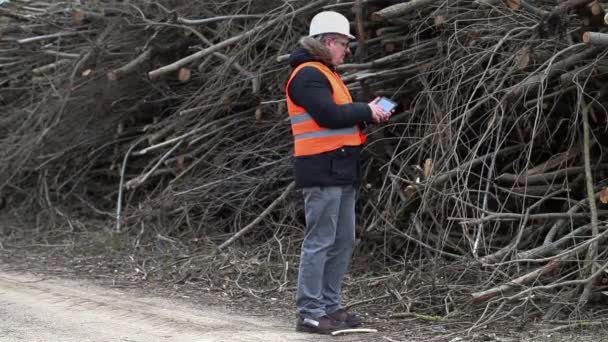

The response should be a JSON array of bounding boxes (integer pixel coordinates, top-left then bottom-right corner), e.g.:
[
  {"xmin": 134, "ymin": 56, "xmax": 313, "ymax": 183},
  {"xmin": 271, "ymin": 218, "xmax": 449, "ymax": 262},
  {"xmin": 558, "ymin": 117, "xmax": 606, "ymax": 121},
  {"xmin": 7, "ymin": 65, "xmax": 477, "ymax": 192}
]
[{"xmin": 287, "ymin": 67, "xmax": 372, "ymax": 129}]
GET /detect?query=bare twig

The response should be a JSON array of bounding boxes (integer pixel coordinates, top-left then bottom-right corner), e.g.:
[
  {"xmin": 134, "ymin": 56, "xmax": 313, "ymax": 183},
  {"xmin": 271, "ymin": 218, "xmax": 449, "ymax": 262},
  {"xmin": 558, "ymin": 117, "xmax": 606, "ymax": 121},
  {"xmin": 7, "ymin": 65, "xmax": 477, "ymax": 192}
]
[{"xmin": 216, "ymin": 182, "xmax": 295, "ymax": 251}]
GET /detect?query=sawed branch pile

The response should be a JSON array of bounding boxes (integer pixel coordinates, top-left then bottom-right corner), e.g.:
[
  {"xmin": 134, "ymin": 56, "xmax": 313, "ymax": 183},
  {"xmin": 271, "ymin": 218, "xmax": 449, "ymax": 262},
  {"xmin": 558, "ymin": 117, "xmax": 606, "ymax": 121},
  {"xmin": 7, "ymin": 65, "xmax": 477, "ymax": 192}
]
[{"xmin": 2, "ymin": 0, "xmax": 608, "ymax": 326}]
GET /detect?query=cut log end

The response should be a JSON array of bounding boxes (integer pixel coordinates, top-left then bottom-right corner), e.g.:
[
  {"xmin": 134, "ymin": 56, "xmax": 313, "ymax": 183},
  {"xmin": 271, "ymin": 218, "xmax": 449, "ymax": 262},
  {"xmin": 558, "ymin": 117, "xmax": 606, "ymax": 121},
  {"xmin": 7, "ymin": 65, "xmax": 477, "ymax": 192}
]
[
  {"xmin": 72, "ymin": 10, "xmax": 86, "ymax": 24},
  {"xmin": 107, "ymin": 71, "xmax": 118, "ymax": 82},
  {"xmin": 515, "ymin": 46, "xmax": 531, "ymax": 70},
  {"xmin": 178, "ymin": 68, "xmax": 191, "ymax": 82},
  {"xmin": 505, "ymin": 0, "xmax": 521, "ymax": 10},
  {"xmin": 434, "ymin": 15, "xmax": 446, "ymax": 26},
  {"xmin": 254, "ymin": 107, "xmax": 263, "ymax": 121},
  {"xmin": 423, "ymin": 158, "xmax": 433, "ymax": 179},
  {"xmin": 589, "ymin": 1, "xmax": 603, "ymax": 16},
  {"xmin": 583, "ymin": 32, "xmax": 592, "ymax": 44}
]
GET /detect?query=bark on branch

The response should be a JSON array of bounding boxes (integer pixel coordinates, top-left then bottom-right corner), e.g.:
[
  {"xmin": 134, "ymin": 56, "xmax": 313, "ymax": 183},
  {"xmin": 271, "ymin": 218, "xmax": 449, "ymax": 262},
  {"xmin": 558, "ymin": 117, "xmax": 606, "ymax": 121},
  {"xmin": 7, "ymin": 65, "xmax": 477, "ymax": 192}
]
[
  {"xmin": 372, "ymin": 0, "xmax": 442, "ymax": 21},
  {"xmin": 471, "ymin": 259, "xmax": 561, "ymax": 303}
]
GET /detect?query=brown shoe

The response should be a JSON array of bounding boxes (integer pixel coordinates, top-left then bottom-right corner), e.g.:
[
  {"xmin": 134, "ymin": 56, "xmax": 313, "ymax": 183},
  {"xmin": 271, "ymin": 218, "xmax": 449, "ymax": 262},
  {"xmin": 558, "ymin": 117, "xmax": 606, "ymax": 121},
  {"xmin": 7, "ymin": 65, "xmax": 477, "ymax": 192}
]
[
  {"xmin": 296, "ymin": 315, "xmax": 348, "ymax": 334},
  {"xmin": 328, "ymin": 308, "xmax": 362, "ymax": 327}
]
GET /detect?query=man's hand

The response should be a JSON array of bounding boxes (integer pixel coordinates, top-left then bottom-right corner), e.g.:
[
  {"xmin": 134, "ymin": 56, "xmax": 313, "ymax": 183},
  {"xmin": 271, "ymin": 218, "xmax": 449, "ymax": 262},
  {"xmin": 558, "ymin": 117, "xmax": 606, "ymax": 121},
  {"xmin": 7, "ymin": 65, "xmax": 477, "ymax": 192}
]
[{"xmin": 369, "ymin": 103, "xmax": 390, "ymax": 123}]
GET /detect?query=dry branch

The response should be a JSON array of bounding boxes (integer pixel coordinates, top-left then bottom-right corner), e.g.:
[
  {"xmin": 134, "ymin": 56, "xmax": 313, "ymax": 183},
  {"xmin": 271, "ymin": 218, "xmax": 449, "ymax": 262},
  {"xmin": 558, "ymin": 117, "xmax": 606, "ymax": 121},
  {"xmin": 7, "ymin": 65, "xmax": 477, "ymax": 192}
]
[
  {"xmin": 495, "ymin": 165, "xmax": 608, "ymax": 185},
  {"xmin": 72, "ymin": 9, "xmax": 105, "ymax": 24},
  {"xmin": 372, "ymin": 0, "xmax": 441, "ymax": 20},
  {"xmin": 108, "ymin": 48, "xmax": 153, "ymax": 81},
  {"xmin": 506, "ymin": 0, "xmax": 550, "ymax": 16},
  {"xmin": 216, "ymin": 182, "xmax": 295, "ymax": 252},
  {"xmin": 177, "ymin": 14, "xmax": 265, "ymax": 25},
  {"xmin": 471, "ymin": 260, "xmax": 561, "ymax": 303},
  {"xmin": 583, "ymin": 31, "xmax": 608, "ymax": 45},
  {"xmin": 506, "ymin": 45, "xmax": 599, "ymax": 99},
  {"xmin": 580, "ymin": 101, "xmax": 600, "ymax": 304},
  {"xmin": 550, "ymin": 0, "xmax": 595, "ymax": 16},
  {"xmin": 32, "ymin": 59, "xmax": 72, "ymax": 75},
  {"xmin": 17, "ymin": 30, "xmax": 94, "ymax": 44},
  {"xmin": 148, "ymin": 0, "xmax": 327, "ymax": 80}
]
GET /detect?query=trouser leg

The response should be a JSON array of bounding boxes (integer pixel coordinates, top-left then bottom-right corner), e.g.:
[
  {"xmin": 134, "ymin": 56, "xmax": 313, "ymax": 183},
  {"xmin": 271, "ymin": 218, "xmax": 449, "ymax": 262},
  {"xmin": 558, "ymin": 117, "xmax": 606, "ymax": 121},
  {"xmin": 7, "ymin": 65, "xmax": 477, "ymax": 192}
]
[
  {"xmin": 321, "ymin": 185, "xmax": 356, "ymax": 314},
  {"xmin": 296, "ymin": 186, "xmax": 341, "ymax": 318}
]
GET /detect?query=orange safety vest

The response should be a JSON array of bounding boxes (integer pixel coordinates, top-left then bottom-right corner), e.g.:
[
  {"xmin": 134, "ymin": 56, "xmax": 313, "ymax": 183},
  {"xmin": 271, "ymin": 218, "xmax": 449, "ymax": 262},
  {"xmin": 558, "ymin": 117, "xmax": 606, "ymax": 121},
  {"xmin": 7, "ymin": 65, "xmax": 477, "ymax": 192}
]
[{"xmin": 286, "ymin": 62, "xmax": 366, "ymax": 157}]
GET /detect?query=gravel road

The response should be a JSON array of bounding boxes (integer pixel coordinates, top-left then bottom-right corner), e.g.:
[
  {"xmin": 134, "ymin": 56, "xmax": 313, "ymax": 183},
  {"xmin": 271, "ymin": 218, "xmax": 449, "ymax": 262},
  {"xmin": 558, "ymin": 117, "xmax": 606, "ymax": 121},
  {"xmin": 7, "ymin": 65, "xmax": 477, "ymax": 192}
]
[{"xmin": 0, "ymin": 270, "xmax": 348, "ymax": 342}]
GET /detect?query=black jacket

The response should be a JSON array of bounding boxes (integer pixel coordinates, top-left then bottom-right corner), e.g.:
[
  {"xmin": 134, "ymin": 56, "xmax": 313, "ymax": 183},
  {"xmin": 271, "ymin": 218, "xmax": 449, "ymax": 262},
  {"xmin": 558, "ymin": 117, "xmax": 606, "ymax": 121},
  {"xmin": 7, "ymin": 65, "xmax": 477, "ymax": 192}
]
[{"xmin": 287, "ymin": 48, "xmax": 373, "ymax": 188}]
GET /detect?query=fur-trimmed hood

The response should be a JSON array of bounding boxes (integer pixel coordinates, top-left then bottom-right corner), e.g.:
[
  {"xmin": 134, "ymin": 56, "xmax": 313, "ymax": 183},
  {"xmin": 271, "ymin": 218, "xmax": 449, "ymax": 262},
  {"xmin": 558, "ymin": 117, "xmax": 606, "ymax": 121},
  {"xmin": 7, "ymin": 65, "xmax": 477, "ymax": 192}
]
[{"xmin": 288, "ymin": 36, "xmax": 333, "ymax": 68}]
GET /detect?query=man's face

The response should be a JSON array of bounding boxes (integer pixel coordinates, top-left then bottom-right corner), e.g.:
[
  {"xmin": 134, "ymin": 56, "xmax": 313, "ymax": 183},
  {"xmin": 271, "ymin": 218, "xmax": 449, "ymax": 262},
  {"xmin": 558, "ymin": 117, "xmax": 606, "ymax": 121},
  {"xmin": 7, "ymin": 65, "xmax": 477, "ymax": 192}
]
[{"xmin": 327, "ymin": 35, "xmax": 351, "ymax": 66}]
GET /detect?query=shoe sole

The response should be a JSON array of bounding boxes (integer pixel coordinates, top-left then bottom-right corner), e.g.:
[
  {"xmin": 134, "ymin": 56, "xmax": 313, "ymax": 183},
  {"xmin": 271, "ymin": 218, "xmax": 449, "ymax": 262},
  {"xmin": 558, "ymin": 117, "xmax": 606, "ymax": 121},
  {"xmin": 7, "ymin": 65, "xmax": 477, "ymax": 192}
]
[
  {"xmin": 333, "ymin": 320, "xmax": 362, "ymax": 328},
  {"xmin": 296, "ymin": 324, "xmax": 334, "ymax": 335}
]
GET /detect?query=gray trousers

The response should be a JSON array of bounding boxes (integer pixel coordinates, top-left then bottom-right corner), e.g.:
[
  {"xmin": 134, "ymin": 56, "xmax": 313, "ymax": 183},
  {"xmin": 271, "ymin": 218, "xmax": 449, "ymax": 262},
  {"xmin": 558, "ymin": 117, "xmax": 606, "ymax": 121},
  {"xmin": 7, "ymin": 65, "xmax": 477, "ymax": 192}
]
[{"xmin": 296, "ymin": 185, "xmax": 356, "ymax": 318}]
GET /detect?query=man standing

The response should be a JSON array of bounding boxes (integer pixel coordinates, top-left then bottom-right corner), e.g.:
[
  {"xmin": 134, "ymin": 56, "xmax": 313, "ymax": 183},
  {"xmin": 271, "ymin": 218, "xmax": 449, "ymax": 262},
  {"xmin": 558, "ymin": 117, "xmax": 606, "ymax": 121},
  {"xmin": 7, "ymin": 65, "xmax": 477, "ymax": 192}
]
[{"xmin": 285, "ymin": 11, "xmax": 390, "ymax": 334}]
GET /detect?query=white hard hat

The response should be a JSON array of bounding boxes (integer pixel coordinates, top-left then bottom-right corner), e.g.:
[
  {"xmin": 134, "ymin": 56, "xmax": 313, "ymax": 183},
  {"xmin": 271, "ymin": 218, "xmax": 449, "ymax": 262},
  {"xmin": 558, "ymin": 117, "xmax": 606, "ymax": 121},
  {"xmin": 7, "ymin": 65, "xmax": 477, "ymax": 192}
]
[{"xmin": 309, "ymin": 11, "xmax": 355, "ymax": 39}]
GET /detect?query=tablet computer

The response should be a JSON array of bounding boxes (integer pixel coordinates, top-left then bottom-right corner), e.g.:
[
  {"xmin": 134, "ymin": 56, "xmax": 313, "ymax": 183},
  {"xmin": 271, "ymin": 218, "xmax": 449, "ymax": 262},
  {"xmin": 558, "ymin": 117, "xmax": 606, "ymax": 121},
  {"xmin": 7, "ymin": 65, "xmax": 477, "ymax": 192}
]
[{"xmin": 373, "ymin": 97, "xmax": 397, "ymax": 112}]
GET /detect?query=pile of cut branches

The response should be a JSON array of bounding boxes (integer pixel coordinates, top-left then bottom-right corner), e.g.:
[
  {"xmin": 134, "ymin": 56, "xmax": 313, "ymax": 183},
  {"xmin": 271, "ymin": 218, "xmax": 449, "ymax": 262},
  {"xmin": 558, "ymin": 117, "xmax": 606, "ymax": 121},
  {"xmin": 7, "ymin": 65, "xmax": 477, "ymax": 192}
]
[{"xmin": 3, "ymin": 0, "xmax": 608, "ymax": 331}]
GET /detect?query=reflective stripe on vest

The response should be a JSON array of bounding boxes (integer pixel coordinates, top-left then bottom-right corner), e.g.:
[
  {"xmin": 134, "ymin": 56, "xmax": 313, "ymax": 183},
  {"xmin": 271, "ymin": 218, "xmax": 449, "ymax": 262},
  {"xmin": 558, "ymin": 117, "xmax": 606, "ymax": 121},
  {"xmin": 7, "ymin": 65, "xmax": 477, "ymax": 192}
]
[
  {"xmin": 290, "ymin": 112, "xmax": 359, "ymax": 139},
  {"xmin": 286, "ymin": 62, "xmax": 365, "ymax": 157},
  {"xmin": 295, "ymin": 126, "xmax": 359, "ymax": 140},
  {"xmin": 289, "ymin": 112, "xmax": 313, "ymax": 125}
]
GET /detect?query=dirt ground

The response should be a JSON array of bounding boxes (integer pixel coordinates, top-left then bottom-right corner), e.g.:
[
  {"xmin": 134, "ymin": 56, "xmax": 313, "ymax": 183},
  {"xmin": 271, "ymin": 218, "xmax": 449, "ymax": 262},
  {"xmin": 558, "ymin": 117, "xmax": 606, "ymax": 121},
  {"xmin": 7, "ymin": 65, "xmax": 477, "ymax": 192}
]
[
  {"xmin": 1, "ymin": 246, "xmax": 607, "ymax": 342},
  {"xmin": 0, "ymin": 270, "xmax": 315, "ymax": 342},
  {"xmin": 0, "ymin": 270, "xmax": 382, "ymax": 342}
]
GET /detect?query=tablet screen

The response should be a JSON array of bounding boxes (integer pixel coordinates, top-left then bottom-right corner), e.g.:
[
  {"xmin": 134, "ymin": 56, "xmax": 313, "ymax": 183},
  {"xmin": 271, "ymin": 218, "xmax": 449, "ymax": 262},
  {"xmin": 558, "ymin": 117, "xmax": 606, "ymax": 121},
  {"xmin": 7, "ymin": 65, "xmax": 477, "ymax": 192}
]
[{"xmin": 377, "ymin": 97, "xmax": 397, "ymax": 112}]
